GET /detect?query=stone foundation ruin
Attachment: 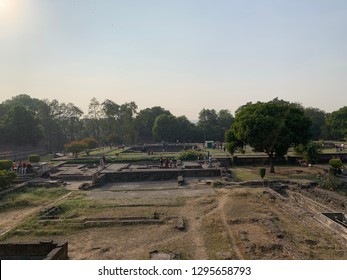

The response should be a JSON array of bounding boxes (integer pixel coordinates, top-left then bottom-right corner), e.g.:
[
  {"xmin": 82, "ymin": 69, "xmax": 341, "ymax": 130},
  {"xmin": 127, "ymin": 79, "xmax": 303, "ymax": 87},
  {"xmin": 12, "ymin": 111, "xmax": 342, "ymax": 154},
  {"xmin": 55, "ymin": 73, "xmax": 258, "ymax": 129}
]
[
  {"xmin": 49, "ymin": 160, "xmax": 223, "ymax": 188},
  {"xmin": 0, "ymin": 241, "xmax": 68, "ymax": 260}
]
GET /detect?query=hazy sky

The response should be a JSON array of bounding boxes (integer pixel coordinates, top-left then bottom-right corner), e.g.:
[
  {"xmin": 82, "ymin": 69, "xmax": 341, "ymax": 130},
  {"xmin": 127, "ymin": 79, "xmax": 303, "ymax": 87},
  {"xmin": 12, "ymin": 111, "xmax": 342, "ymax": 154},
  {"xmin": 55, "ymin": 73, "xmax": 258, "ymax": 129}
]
[{"xmin": 1, "ymin": 0, "xmax": 346, "ymax": 119}]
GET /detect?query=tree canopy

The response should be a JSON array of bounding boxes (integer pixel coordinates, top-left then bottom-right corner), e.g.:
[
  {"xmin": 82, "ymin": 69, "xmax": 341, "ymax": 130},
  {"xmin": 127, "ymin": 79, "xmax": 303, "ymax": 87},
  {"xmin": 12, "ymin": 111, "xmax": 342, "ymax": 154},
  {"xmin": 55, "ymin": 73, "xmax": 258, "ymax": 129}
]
[
  {"xmin": 0, "ymin": 94, "xmax": 346, "ymax": 153},
  {"xmin": 134, "ymin": 106, "xmax": 171, "ymax": 142},
  {"xmin": 225, "ymin": 99, "xmax": 312, "ymax": 172},
  {"xmin": 325, "ymin": 106, "xmax": 347, "ymax": 141},
  {"xmin": 304, "ymin": 107, "xmax": 327, "ymax": 140},
  {"xmin": 197, "ymin": 108, "xmax": 234, "ymax": 141}
]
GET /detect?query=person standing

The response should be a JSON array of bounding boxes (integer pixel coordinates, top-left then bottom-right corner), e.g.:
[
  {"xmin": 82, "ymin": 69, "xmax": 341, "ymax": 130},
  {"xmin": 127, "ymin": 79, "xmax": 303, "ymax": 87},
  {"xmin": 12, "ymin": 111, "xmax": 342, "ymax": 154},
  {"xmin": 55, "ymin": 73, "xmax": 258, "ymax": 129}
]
[
  {"xmin": 208, "ymin": 156, "xmax": 212, "ymax": 168},
  {"xmin": 22, "ymin": 162, "xmax": 27, "ymax": 175}
]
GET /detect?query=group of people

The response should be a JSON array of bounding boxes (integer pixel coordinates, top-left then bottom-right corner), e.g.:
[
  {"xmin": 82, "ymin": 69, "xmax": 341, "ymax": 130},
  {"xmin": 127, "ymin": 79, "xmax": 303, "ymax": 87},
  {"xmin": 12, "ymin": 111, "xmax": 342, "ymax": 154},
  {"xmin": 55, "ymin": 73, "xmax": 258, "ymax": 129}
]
[
  {"xmin": 12, "ymin": 161, "xmax": 32, "ymax": 175},
  {"xmin": 160, "ymin": 157, "xmax": 175, "ymax": 168}
]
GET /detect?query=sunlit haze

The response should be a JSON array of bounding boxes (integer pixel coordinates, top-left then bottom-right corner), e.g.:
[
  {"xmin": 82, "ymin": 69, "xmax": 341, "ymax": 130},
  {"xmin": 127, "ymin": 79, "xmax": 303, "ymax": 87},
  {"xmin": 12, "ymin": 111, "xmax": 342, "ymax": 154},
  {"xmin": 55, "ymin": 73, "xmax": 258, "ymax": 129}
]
[{"xmin": 1, "ymin": 0, "xmax": 346, "ymax": 119}]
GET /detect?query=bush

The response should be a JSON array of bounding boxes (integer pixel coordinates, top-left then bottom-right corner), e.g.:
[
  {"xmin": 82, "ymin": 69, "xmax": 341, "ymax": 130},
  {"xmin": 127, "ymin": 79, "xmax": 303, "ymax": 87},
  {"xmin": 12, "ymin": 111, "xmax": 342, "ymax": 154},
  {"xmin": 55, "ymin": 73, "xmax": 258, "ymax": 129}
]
[
  {"xmin": 320, "ymin": 174, "xmax": 341, "ymax": 191},
  {"xmin": 294, "ymin": 142, "xmax": 321, "ymax": 164},
  {"xmin": 64, "ymin": 141, "xmax": 88, "ymax": 157},
  {"xmin": 28, "ymin": 154, "xmax": 40, "ymax": 163},
  {"xmin": 82, "ymin": 138, "xmax": 98, "ymax": 149},
  {"xmin": 0, "ymin": 170, "xmax": 17, "ymax": 190},
  {"xmin": 328, "ymin": 158, "xmax": 343, "ymax": 169},
  {"xmin": 259, "ymin": 168, "xmax": 266, "ymax": 179},
  {"xmin": 0, "ymin": 160, "xmax": 13, "ymax": 170},
  {"xmin": 177, "ymin": 149, "xmax": 202, "ymax": 161}
]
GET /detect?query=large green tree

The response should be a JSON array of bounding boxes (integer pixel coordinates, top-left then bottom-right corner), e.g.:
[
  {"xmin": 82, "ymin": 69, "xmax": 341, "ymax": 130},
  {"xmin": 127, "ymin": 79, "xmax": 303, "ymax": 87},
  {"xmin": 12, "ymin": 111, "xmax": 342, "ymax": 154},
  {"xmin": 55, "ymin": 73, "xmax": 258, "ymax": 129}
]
[
  {"xmin": 226, "ymin": 99, "xmax": 312, "ymax": 173},
  {"xmin": 40, "ymin": 99, "xmax": 66, "ymax": 151},
  {"xmin": 304, "ymin": 107, "xmax": 326, "ymax": 140},
  {"xmin": 325, "ymin": 106, "xmax": 347, "ymax": 140},
  {"xmin": 102, "ymin": 99, "xmax": 120, "ymax": 138},
  {"xmin": 0, "ymin": 94, "xmax": 56, "ymax": 148},
  {"xmin": 197, "ymin": 108, "xmax": 234, "ymax": 141},
  {"xmin": 152, "ymin": 114, "xmax": 178, "ymax": 142},
  {"xmin": 86, "ymin": 97, "xmax": 103, "ymax": 140},
  {"xmin": 58, "ymin": 102, "xmax": 84, "ymax": 141},
  {"xmin": 152, "ymin": 114, "xmax": 198, "ymax": 143},
  {"xmin": 176, "ymin": 115, "xmax": 196, "ymax": 142},
  {"xmin": 134, "ymin": 106, "xmax": 171, "ymax": 143},
  {"xmin": 118, "ymin": 102, "xmax": 138, "ymax": 143},
  {"xmin": 197, "ymin": 108, "xmax": 219, "ymax": 141},
  {"xmin": 1, "ymin": 94, "xmax": 43, "ymax": 114},
  {"xmin": 3, "ymin": 105, "xmax": 44, "ymax": 146}
]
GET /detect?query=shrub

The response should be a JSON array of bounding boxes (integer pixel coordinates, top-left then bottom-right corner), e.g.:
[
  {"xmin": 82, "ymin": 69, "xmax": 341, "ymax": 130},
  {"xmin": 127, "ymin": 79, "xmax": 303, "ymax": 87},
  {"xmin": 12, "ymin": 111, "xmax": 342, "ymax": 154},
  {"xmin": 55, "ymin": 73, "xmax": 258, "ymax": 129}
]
[
  {"xmin": 0, "ymin": 160, "xmax": 13, "ymax": 170},
  {"xmin": 0, "ymin": 170, "xmax": 17, "ymax": 190},
  {"xmin": 328, "ymin": 158, "xmax": 343, "ymax": 169},
  {"xmin": 82, "ymin": 138, "xmax": 98, "ymax": 149},
  {"xmin": 64, "ymin": 141, "xmax": 88, "ymax": 158},
  {"xmin": 259, "ymin": 168, "xmax": 266, "ymax": 179},
  {"xmin": 294, "ymin": 142, "xmax": 321, "ymax": 164},
  {"xmin": 28, "ymin": 154, "xmax": 40, "ymax": 163},
  {"xmin": 177, "ymin": 149, "xmax": 202, "ymax": 161},
  {"xmin": 320, "ymin": 174, "xmax": 341, "ymax": 191}
]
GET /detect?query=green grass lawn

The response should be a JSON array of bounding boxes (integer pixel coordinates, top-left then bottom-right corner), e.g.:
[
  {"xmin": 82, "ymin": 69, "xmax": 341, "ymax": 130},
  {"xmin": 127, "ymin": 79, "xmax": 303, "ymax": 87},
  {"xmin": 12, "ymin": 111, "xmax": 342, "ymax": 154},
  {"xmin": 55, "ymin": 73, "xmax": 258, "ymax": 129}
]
[
  {"xmin": 320, "ymin": 148, "xmax": 347, "ymax": 154},
  {"xmin": 232, "ymin": 166, "xmax": 319, "ymax": 182},
  {"xmin": 0, "ymin": 186, "xmax": 69, "ymax": 213},
  {"xmin": 40, "ymin": 154, "xmax": 55, "ymax": 162},
  {"xmin": 79, "ymin": 147, "xmax": 113, "ymax": 157}
]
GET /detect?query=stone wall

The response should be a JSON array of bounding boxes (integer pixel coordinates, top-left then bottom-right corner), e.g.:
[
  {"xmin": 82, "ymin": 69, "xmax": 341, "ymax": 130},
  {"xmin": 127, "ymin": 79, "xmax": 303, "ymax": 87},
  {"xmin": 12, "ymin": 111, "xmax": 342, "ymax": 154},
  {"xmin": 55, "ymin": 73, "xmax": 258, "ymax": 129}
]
[
  {"xmin": 125, "ymin": 144, "xmax": 195, "ymax": 153},
  {"xmin": 105, "ymin": 168, "xmax": 221, "ymax": 182},
  {"xmin": 232, "ymin": 156, "xmax": 286, "ymax": 166},
  {"xmin": 232, "ymin": 153, "xmax": 347, "ymax": 166},
  {"xmin": 0, "ymin": 241, "xmax": 68, "ymax": 260}
]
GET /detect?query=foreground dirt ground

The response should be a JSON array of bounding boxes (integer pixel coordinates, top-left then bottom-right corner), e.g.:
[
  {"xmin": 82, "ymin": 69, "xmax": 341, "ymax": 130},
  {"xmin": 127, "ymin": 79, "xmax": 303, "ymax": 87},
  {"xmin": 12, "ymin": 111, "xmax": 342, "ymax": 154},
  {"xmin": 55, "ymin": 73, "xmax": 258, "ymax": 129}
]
[{"xmin": 1, "ymin": 177, "xmax": 347, "ymax": 260}]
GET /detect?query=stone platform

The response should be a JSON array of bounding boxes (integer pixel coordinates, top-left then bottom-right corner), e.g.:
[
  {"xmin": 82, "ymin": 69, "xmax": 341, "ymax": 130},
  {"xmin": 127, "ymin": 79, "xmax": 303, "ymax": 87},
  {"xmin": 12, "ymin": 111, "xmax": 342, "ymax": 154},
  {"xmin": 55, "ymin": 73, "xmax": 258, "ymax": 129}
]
[
  {"xmin": 49, "ymin": 161, "xmax": 221, "ymax": 184},
  {"xmin": 101, "ymin": 163, "xmax": 221, "ymax": 182},
  {"xmin": 50, "ymin": 164, "xmax": 102, "ymax": 180}
]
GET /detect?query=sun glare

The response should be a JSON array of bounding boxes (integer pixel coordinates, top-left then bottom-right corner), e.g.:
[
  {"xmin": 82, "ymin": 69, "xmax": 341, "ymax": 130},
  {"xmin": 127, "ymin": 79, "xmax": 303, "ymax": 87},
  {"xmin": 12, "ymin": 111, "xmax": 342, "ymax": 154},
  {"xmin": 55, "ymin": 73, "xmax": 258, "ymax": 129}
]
[
  {"xmin": 0, "ymin": 0, "xmax": 10, "ymax": 14},
  {"xmin": 0, "ymin": 0, "xmax": 8, "ymax": 8},
  {"xmin": 0, "ymin": 0, "xmax": 25, "ymax": 28},
  {"xmin": 0, "ymin": 0, "xmax": 19, "ymax": 14}
]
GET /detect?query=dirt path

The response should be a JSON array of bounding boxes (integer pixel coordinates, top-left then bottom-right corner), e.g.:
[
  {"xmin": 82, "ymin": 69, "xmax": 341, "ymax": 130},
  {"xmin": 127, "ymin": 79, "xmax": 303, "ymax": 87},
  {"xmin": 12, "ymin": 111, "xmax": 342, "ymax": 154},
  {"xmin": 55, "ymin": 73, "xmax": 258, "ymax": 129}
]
[
  {"xmin": 182, "ymin": 190, "xmax": 245, "ymax": 259},
  {"xmin": 216, "ymin": 191, "xmax": 245, "ymax": 259},
  {"xmin": 183, "ymin": 203, "xmax": 209, "ymax": 259},
  {"xmin": 0, "ymin": 192, "xmax": 72, "ymax": 237}
]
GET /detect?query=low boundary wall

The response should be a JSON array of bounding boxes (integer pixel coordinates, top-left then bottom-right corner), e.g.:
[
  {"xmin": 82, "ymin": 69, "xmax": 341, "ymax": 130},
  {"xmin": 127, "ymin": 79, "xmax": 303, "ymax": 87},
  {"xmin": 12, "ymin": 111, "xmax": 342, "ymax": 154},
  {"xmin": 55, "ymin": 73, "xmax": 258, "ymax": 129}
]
[
  {"xmin": 0, "ymin": 241, "xmax": 68, "ymax": 260},
  {"xmin": 104, "ymin": 168, "xmax": 221, "ymax": 182}
]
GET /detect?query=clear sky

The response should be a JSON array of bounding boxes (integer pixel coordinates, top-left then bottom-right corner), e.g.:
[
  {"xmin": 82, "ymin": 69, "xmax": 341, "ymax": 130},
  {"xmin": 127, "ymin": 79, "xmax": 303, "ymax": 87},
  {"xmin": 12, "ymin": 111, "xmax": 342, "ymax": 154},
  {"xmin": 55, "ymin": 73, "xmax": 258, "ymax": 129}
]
[{"xmin": 1, "ymin": 0, "xmax": 347, "ymax": 119}]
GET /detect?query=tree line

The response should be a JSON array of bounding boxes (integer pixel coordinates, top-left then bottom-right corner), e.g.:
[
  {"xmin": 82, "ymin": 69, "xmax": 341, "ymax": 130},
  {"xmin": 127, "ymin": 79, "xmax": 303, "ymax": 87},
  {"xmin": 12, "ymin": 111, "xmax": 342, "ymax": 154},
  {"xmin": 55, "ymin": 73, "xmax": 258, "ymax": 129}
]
[
  {"xmin": 0, "ymin": 94, "xmax": 234, "ymax": 151},
  {"xmin": 0, "ymin": 95, "xmax": 346, "ymax": 153}
]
